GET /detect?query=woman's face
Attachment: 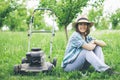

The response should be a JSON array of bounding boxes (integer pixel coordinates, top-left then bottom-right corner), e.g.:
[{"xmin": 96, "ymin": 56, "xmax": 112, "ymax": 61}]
[{"xmin": 78, "ymin": 23, "xmax": 88, "ymax": 33}]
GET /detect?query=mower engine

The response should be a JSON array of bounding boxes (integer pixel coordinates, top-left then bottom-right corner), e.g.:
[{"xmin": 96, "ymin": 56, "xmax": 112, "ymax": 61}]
[{"xmin": 22, "ymin": 48, "xmax": 45, "ymax": 66}]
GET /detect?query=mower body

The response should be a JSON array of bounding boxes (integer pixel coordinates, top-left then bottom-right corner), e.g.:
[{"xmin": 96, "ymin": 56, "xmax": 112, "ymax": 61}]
[{"xmin": 14, "ymin": 48, "xmax": 55, "ymax": 74}]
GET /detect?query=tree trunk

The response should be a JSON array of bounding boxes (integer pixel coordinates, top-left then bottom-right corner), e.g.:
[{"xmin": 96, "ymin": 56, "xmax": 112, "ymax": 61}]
[{"xmin": 64, "ymin": 26, "xmax": 68, "ymax": 41}]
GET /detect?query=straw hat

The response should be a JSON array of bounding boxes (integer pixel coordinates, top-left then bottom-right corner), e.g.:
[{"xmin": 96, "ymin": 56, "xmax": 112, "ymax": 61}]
[{"xmin": 72, "ymin": 16, "xmax": 94, "ymax": 27}]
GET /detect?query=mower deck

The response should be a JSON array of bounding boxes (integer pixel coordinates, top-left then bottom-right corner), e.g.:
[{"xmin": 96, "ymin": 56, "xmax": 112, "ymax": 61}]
[{"xmin": 20, "ymin": 63, "xmax": 48, "ymax": 72}]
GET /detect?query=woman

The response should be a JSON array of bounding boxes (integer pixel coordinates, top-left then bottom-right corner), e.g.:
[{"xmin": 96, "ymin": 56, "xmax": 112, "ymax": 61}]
[{"xmin": 61, "ymin": 16, "xmax": 112, "ymax": 73}]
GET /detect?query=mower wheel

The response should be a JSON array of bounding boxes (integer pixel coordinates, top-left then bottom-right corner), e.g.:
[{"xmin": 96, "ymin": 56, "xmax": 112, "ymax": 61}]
[
  {"xmin": 48, "ymin": 65, "xmax": 53, "ymax": 71},
  {"xmin": 14, "ymin": 65, "xmax": 21, "ymax": 74},
  {"xmin": 22, "ymin": 58, "xmax": 27, "ymax": 64},
  {"xmin": 52, "ymin": 58, "xmax": 57, "ymax": 67}
]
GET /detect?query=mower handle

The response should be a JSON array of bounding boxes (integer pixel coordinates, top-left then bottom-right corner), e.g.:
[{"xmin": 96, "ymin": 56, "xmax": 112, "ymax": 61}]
[
  {"xmin": 28, "ymin": 8, "xmax": 56, "ymax": 59},
  {"xmin": 31, "ymin": 8, "xmax": 54, "ymax": 23}
]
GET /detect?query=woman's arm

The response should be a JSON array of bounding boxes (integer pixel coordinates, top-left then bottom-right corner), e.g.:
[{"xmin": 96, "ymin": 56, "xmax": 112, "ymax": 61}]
[
  {"xmin": 82, "ymin": 43, "xmax": 96, "ymax": 51},
  {"xmin": 94, "ymin": 40, "xmax": 107, "ymax": 47},
  {"xmin": 82, "ymin": 39, "xmax": 106, "ymax": 50}
]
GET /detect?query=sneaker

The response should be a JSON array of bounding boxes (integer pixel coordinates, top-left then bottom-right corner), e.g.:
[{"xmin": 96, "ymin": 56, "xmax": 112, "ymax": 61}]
[
  {"xmin": 104, "ymin": 68, "xmax": 113, "ymax": 75},
  {"xmin": 105, "ymin": 68, "xmax": 120, "ymax": 75}
]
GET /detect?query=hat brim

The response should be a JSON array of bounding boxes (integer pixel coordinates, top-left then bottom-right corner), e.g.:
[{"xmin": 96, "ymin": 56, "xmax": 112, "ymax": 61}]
[{"xmin": 72, "ymin": 21, "xmax": 94, "ymax": 28}]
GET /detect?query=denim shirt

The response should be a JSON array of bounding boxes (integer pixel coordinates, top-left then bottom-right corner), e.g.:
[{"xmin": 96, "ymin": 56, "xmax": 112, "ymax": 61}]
[{"xmin": 61, "ymin": 31, "xmax": 94, "ymax": 68}]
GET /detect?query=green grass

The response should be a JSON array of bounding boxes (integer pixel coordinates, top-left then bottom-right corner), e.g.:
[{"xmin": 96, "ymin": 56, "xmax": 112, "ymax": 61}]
[{"xmin": 0, "ymin": 30, "xmax": 120, "ymax": 80}]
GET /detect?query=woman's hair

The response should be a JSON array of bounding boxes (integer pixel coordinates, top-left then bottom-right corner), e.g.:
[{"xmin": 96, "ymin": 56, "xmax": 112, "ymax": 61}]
[{"xmin": 75, "ymin": 23, "xmax": 90, "ymax": 36}]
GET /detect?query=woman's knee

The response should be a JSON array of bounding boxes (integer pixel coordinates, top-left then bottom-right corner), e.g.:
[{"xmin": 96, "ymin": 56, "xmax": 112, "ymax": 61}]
[
  {"xmin": 93, "ymin": 46, "xmax": 103, "ymax": 55},
  {"xmin": 96, "ymin": 46, "xmax": 102, "ymax": 48},
  {"xmin": 95, "ymin": 46, "xmax": 102, "ymax": 50},
  {"xmin": 82, "ymin": 49, "xmax": 93, "ymax": 54},
  {"xmin": 82, "ymin": 49, "xmax": 92, "ymax": 53}
]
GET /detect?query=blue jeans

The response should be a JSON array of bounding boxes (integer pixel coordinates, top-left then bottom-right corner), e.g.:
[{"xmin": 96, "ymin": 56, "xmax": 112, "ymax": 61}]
[{"xmin": 64, "ymin": 46, "xmax": 110, "ymax": 72}]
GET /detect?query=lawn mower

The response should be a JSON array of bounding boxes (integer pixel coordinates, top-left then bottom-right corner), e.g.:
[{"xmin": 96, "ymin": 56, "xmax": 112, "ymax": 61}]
[{"xmin": 14, "ymin": 8, "xmax": 57, "ymax": 74}]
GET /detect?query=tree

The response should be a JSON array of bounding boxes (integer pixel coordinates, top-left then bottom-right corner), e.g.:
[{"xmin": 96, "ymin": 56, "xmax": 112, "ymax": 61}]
[
  {"xmin": 4, "ymin": 6, "xmax": 28, "ymax": 31},
  {"xmin": 110, "ymin": 9, "xmax": 120, "ymax": 29},
  {"xmin": 0, "ymin": 0, "xmax": 29, "ymax": 31},
  {"xmin": 88, "ymin": 7, "xmax": 104, "ymax": 29},
  {"xmin": 0, "ymin": 0, "xmax": 12, "ymax": 28},
  {"xmin": 3, "ymin": 1, "xmax": 28, "ymax": 31},
  {"xmin": 40, "ymin": 0, "xmax": 88, "ymax": 40},
  {"xmin": 87, "ymin": 0, "xmax": 104, "ymax": 29}
]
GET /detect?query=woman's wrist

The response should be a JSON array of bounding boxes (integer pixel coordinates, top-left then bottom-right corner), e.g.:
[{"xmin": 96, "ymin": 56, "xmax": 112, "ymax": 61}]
[
  {"xmin": 90, "ymin": 40, "xmax": 95, "ymax": 44},
  {"xmin": 94, "ymin": 40, "xmax": 96, "ymax": 44}
]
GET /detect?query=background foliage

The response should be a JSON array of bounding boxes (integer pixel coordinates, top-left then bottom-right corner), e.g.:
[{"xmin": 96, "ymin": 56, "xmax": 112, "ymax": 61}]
[{"xmin": 0, "ymin": 0, "xmax": 120, "ymax": 32}]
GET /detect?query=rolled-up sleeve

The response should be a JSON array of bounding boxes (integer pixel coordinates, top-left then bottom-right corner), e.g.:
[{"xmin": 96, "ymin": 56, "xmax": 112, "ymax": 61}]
[
  {"xmin": 70, "ymin": 35, "xmax": 86, "ymax": 48},
  {"xmin": 87, "ymin": 36, "xmax": 96, "ymax": 42}
]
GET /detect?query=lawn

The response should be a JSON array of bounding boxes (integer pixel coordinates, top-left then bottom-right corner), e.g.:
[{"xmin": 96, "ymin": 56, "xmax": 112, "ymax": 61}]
[{"xmin": 0, "ymin": 30, "xmax": 120, "ymax": 80}]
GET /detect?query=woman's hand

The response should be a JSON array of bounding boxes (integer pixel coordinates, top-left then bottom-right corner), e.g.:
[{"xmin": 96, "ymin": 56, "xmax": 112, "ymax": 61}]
[{"xmin": 94, "ymin": 40, "xmax": 106, "ymax": 47}]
